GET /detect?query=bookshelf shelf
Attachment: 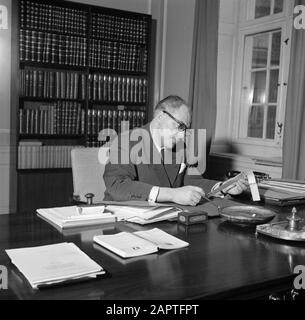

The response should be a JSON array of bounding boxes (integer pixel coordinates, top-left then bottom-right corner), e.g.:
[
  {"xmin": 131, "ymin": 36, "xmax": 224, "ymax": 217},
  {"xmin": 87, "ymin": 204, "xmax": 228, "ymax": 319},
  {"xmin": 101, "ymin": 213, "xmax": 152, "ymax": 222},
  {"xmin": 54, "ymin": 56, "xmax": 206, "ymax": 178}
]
[
  {"xmin": 20, "ymin": 97, "xmax": 86, "ymax": 103},
  {"xmin": 20, "ymin": 62, "xmax": 88, "ymax": 72},
  {"xmin": 17, "ymin": 168, "xmax": 72, "ymax": 173},
  {"xmin": 89, "ymin": 101, "xmax": 145, "ymax": 107},
  {"xmin": 90, "ymin": 35, "xmax": 146, "ymax": 47},
  {"xmin": 19, "ymin": 27, "xmax": 88, "ymax": 39},
  {"xmin": 19, "ymin": 134, "xmax": 85, "ymax": 139},
  {"xmin": 88, "ymin": 67, "xmax": 146, "ymax": 76},
  {"xmin": 20, "ymin": 65, "xmax": 147, "ymax": 76}
]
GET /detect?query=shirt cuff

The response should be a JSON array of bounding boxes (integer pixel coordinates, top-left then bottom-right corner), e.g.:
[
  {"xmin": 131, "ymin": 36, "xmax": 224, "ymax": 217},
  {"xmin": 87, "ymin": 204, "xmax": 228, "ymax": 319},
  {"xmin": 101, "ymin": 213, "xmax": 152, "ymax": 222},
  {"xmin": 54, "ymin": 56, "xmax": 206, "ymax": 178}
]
[{"xmin": 148, "ymin": 186, "xmax": 160, "ymax": 204}]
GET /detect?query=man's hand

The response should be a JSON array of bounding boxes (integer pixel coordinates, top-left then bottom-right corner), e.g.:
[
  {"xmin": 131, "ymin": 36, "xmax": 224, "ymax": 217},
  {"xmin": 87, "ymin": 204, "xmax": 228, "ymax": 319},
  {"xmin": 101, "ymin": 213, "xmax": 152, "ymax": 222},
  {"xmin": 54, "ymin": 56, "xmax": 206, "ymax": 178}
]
[
  {"xmin": 171, "ymin": 186, "xmax": 205, "ymax": 206},
  {"xmin": 222, "ymin": 177, "xmax": 248, "ymax": 195}
]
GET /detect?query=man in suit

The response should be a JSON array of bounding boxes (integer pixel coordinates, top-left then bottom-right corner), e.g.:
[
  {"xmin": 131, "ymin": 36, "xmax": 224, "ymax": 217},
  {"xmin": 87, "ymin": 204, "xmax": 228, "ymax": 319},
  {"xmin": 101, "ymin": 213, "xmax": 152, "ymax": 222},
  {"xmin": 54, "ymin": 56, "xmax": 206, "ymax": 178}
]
[{"xmin": 103, "ymin": 95, "xmax": 247, "ymax": 206}]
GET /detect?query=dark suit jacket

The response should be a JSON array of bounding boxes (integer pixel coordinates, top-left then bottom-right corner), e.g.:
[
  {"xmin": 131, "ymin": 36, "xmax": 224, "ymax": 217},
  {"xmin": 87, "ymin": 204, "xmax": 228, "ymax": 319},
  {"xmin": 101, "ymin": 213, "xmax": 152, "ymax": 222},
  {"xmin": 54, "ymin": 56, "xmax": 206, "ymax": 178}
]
[{"xmin": 103, "ymin": 123, "xmax": 218, "ymax": 201}]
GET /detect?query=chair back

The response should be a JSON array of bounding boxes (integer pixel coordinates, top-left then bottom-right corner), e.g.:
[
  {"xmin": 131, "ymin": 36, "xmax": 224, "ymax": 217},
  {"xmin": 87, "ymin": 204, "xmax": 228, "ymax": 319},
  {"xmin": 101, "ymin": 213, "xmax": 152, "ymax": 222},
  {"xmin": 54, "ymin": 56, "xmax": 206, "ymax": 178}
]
[{"xmin": 71, "ymin": 147, "xmax": 109, "ymax": 203}]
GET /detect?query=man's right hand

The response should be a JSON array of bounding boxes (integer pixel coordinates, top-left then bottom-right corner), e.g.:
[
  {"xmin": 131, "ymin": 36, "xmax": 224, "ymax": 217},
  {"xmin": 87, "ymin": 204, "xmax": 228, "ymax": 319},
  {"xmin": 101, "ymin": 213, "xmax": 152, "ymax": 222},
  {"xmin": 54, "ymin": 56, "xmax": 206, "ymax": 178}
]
[{"xmin": 171, "ymin": 186, "xmax": 205, "ymax": 206}]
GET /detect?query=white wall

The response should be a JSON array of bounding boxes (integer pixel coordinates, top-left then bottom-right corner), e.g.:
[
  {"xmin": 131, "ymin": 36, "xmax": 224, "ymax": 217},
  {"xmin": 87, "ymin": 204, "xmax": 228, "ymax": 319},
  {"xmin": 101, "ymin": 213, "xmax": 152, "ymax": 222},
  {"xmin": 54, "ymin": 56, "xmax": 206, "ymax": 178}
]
[{"xmin": 161, "ymin": 0, "xmax": 196, "ymax": 103}]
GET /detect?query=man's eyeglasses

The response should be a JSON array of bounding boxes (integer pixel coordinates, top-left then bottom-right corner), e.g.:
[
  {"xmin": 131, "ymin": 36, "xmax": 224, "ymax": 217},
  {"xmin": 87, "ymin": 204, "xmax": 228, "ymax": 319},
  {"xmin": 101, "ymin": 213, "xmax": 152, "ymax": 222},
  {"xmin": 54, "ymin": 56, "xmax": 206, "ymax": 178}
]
[{"xmin": 162, "ymin": 110, "xmax": 189, "ymax": 132}]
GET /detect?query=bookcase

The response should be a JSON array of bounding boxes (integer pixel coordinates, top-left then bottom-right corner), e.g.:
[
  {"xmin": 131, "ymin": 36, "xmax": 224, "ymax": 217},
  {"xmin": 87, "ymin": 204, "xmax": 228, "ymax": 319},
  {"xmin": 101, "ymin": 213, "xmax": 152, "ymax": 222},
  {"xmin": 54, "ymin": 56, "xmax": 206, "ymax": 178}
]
[{"xmin": 15, "ymin": 0, "xmax": 153, "ymax": 211}]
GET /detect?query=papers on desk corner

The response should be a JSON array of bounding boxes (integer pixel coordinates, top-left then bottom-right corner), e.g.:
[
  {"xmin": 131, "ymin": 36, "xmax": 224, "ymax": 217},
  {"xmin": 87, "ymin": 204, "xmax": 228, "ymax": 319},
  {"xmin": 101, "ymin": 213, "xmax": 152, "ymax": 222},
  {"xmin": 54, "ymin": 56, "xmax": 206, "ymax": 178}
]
[
  {"xmin": 37, "ymin": 205, "xmax": 116, "ymax": 229},
  {"xmin": 258, "ymin": 179, "xmax": 305, "ymax": 206},
  {"xmin": 105, "ymin": 205, "xmax": 182, "ymax": 225},
  {"xmin": 5, "ymin": 242, "xmax": 104, "ymax": 289}
]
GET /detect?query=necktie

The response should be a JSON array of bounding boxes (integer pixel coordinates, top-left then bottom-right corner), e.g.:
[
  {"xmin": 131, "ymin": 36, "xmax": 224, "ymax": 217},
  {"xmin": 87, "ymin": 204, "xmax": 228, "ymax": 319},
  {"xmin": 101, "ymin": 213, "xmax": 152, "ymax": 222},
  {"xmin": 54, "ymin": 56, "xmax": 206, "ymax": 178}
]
[
  {"xmin": 160, "ymin": 148, "xmax": 172, "ymax": 187},
  {"xmin": 160, "ymin": 148, "xmax": 165, "ymax": 164}
]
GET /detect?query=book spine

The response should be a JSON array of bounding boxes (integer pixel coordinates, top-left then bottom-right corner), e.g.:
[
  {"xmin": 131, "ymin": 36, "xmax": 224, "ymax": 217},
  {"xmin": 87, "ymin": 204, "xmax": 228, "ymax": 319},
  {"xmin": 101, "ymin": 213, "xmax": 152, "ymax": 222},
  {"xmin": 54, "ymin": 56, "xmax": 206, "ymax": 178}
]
[
  {"xmin": 81, "ymin": 109, "xmax": 85, "ymax": 135},
  {"xmin": 55, "ymin": 72, "xmax": 60, "ymax": 99},
  {"xmin": 97, "ymin": 110, "xmax": 101, "ymax": 135},
  {"xmin": 19, "ymin": 109, "xmax": 24, "ymax": 134},
  {"xmin": 107, "ymin": 110, "xmax": 112, "ymax": 130},
  {"xmin": 102, "ymin": 110, "xmax": 107, "ymax": 131},
  {"xmin": 93, "ymin": 74, "xmax": 97, "ymax": 101},
  {"xmin": 81, "ymin": 74, "xmax": 86, "ymax": 100},
  {"xmin": 98, "ymin": 74, "xmax": 102, "ymax": 101},
  {"xmin": 87, "ymin": 109, "xmax": 91, "ymax": 136}
]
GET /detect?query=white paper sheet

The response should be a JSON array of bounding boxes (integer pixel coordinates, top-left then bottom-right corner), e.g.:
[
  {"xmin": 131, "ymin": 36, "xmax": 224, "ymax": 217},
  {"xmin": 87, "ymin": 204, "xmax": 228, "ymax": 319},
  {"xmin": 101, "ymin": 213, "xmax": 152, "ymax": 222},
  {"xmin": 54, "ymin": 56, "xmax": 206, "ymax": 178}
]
[{"xmin": 6, "ymin": 242, "xmax": 104, "ymax": 289}]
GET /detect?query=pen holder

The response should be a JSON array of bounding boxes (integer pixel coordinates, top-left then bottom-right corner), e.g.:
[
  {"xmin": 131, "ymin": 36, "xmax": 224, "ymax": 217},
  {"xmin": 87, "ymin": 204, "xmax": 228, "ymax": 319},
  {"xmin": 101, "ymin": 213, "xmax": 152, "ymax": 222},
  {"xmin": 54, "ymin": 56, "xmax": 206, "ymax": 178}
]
[{"xmin": 85, "ymin": 193, "xmax": 94, "ymax": 205}]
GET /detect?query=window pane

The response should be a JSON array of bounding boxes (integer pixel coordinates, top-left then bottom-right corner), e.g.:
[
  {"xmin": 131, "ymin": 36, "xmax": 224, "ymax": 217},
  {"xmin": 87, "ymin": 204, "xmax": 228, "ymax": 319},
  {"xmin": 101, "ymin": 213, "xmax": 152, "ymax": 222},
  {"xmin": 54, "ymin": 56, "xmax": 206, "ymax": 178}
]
[
  {"xmin": 251, "ymin": 71, "xmax": 266, "ymax": 103},
  {"xmin": 252, "ymin": 33, "xmax": 269, "ymax": 68},
  {"xmin": 269, "ymin": 69, "xmax": 279, "ymax": 102},
  {"xmin": 274, "ymin": 0, "xmax": 283, "ymax": 14},
  {"xmin": 248, "ymin": 105, "xmax": 264, "ymax": 138},
  {"xmin": 271, "ymin": 31, "xmax": 281, "ymax": 67},
  {"xmin": 255, "ymin": 0, "xmax": 271, "ymax": 18},
  {"xmin": 266, "ymin": 105, "xmax": 277, "ymax": 139}
]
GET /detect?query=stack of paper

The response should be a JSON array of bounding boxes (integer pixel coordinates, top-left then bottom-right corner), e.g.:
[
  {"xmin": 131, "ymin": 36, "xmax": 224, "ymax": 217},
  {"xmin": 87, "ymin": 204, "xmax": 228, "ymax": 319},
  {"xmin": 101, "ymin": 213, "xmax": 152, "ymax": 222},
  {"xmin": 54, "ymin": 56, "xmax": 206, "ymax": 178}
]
[
  {"xmin": 258, "ymin": 179, "xmax": 305, "ymax": 206},
  {"xmin": 37, "ymin": 205, "xmax": 116, "ymax": 229},
  {"xmin": 6, "ymin": 243, "xmax": 104, "ymax": 289},
  {"xmin": 94, "ymin": 228, "xmax": 189, "ymax": 258},
  {"xmin": 105, "ymin": 205, "xmax": 182, "ymax": 225}
]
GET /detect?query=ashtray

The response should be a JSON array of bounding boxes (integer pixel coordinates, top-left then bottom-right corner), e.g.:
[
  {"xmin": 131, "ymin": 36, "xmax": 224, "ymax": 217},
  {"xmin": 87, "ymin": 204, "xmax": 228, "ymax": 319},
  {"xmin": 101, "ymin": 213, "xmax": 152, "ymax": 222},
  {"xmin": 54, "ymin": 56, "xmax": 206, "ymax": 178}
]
[{"xmin": 219, "ymin": 206, "xmax": 276, "ymax": 226}]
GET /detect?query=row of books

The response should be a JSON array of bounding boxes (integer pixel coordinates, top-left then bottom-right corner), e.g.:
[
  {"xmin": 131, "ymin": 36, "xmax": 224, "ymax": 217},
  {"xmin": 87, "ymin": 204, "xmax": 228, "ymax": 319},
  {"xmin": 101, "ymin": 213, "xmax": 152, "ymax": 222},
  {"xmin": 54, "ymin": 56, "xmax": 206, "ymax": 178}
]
[
  {"xmin": 19, "ymin": 102, "xmax": 84, "ymax": 136},
  {"xmin": 20, "ymin": 69, "xmax": 86, "ymax": 100},
  {"xmin": 89, "ymin": 40, "xmax": 148, "ymax": 72},
  {"xmin": 88, "ymin": 74, "xmax": 148, "ymax": 103},
  {"xmin": 86, "ymin": 138, "xmax": 107, "ymax": 148},
  {"xmin": 20, "ymin": 0, "xmax": 87, "ymax": 36},
  {"xmin": 91, "ymin": 13, "xmax": 147, "ymax": 44},
  {"xmin": 20, "ymin": 0, "xmax": 148, "ymax": 44},
  {"xmin": 18, "ymin": 143, "xmax": 84, "ymax": 169},
  {"xmin": 87, "ymin": 108, "xmax": 146, "ymax": 136},
  {"xmin": 20, "ymin": 30, "xmax": 87, "ymax": 66}
]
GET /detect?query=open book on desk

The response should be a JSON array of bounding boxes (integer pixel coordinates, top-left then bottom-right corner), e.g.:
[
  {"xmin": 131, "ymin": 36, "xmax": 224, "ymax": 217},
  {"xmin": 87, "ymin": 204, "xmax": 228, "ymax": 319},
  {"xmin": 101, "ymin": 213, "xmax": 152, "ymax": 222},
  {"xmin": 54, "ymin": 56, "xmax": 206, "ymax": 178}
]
[
  {"xmin": 93, "ymin": 228, "xmax": 189, "ymax": 258},
  {"xmin": 37, "ymin": 205, "xmax": 116, "ymax": 229}
]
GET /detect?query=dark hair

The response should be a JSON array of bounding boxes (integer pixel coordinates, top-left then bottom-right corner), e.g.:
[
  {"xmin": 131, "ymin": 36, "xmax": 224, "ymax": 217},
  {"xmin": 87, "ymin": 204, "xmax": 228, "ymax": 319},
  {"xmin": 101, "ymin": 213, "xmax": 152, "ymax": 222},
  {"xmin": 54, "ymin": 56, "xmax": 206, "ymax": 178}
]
[{"xmin": 154, "ymin": 95, "xmax": 189, "ymax": 116}]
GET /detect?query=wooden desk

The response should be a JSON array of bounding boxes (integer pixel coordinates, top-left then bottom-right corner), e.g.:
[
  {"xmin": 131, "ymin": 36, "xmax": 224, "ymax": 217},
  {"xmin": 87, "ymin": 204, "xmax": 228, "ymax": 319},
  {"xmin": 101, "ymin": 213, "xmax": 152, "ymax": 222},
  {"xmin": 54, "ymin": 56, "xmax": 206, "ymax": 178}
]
[{"xmin": 0, "ymin": 204, "xmax": 304, "ymax": 300}]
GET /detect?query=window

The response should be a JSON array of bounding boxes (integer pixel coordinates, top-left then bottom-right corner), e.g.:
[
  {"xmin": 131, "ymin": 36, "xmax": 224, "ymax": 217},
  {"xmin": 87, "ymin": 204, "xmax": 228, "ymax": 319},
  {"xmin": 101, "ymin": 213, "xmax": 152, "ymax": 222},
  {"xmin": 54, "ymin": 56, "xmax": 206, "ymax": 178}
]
[
  {"xmin": 243, "ymin": 30, "xmax": 281, "ymax": 140},
  {"xmin": 255, "ymin": 0, "xmax": 284, "ymax": 19},
  {"xmin": 230, "ymin": 0, "xmax": 293, "ymax": 157}
]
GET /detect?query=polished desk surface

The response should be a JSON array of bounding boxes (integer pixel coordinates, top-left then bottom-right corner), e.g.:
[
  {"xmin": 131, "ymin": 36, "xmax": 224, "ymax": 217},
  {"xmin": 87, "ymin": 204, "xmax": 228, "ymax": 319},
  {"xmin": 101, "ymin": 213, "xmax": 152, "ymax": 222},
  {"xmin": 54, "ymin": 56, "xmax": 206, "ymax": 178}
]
[{"xmin": 1, "ymin": 201, "xmax": 305, "ymax": 300}]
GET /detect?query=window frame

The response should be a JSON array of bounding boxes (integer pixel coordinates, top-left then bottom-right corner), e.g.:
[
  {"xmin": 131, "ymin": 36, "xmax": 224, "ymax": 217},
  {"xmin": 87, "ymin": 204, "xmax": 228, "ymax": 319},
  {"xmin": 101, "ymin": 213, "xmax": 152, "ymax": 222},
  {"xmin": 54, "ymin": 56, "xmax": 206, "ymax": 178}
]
[
  {"xmin": 230, "ymin": 1, "xmax": 293, "ymax": 157},
  {"xmin": 240, "ymin": 0, "xmax": 288, "ymax": 23}
]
